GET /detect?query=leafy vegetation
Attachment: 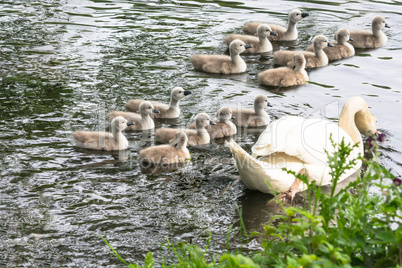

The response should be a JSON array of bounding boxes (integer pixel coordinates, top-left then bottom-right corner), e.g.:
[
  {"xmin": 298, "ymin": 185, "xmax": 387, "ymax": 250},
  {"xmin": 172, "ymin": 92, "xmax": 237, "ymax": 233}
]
[{"xmin": 101, "ymin": 136, "xmax": 401, "ymax": 267}]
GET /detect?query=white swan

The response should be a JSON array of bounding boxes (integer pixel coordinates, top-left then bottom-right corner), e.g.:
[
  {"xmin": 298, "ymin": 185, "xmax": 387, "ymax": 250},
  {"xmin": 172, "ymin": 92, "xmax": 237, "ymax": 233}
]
[{"xmin": 227, "ymin": 96, "xmax": 378, "ymax": 201}]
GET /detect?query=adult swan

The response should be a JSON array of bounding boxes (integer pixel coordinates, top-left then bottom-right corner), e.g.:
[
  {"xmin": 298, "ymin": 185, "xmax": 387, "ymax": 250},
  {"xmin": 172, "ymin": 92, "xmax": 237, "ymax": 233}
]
[{"xmin": 227, "ymin": 96, "xmax": 379, "ymax": 202}]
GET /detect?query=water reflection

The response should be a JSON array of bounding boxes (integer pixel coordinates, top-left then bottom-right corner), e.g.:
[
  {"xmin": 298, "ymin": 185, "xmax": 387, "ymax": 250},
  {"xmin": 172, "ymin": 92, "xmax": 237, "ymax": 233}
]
[{"xmin": 0, "ymin": 0, "xmax": 401, "ymax": 266}]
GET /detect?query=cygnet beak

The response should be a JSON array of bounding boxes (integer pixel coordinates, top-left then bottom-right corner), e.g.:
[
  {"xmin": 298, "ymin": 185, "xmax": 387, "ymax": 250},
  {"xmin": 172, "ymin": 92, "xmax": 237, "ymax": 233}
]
[
  {"xmin": 301, "ymin": 12, "xmax": 309, "ymax": 18},
  {"xmin": 245, "ymin": 44, "xmax": 252, "ymax": 49},
  {"xmin": 267, "ymin": 102, "xmax": 273, "ymax": 107},
  {"xmin": 153, "ymin": 109, "xmax": 160, "ymax": 114},
  {"xmin": 270, "ymin": 31, "xmax": 278, "ymax": 36},
  {"xmin": 231, "ymin": 115, "xmax": 236, "ymax": 120},
  {"xmin": 349, "ymin": 37, "xmax": 354, "ymax": 41},
  {"xmin": 210, "ymin": 120, "xmax": 216, "ymax": 125},
  {"xmin": 385, "ymin": 23, "xmax": 390, "ymax": 28},
  {"xmin": 327, "ymin": 42, "xmax": 334, "ymax": 47},
  {"xmin": 184, "ymin": 90, "xmax": 192, "ymax": 96},
  {"xmin": 127, "ymin": 121, "xmax": 135, "ymax": 126}
]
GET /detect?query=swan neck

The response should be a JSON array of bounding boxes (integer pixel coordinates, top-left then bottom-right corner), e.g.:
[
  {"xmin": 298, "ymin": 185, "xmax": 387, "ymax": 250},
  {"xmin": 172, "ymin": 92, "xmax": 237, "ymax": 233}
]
[
  {"xmin": 259, "ymin": 35, "xmax": 268, "ymax": 45},
  {"xmin": 372, "ymin": 27, "xmax": 384, "ymax": 37},
  {"xmin": 230, "ymin": 50, "xmax": 242, "ymax": 64},
  {"xmin": 112, "ymin": 128, "xmax": 123, "ymax": 142},
  {"xmin": 169, "ymin": 99, "xmax": 180, "ymax": 114},
  {"xmin": 287, "ymin": 20, "xmax": 296, "ymax": 34},
  {"xmin": 338, "ymin": 104, "xmax": 365, "ymax": 152}
]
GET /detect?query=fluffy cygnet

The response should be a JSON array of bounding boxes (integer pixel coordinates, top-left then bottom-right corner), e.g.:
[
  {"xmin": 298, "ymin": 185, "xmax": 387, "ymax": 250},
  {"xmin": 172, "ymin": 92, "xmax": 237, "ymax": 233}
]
[
  {"xmin": 107, "ymin": 101, "xmax": 160, "ymax": 131},
  {"xmin": 189, "ymin": 107, "xmax": 237, "ymax": 139},
  {"xmin": 125, "ymin": 87, "xmax": 192, "ymax": 118},
  {"xmin": 73, "ymin": 116, "xmax": 134, "ymax": 151},
  {"xmin": 139, "ymin": 131, "xmax": 190, "ymax": 165},
  {"xmin": 231, "ymin": 95, "xmax": 271, "ymax": 127},
  {"xmin": 243, "ymin": 9, "xmax": 309, "ymax": 41},
  {"xmin": 191, "ymin": 39, "xmax": 252, "ymax": 74},
  {"xmin": 155, "ymin": 113, "xmax": 216, "ymax": 146},
  {"xmin": 274, "ymin": 35, "xmax": 334, "ymax": 69},
  {"xmin": 258, "ymin": 53, "xmax": 308, "ymax": 87},
  {"xmin": 225, "ymin": 24, "xmax": 277, "ymax": 53},
  {"xmin": 306, "ymin": 28, "xmax": 354, "ymax": 61},
  {"xmin": 349, "ymin": 16, "xmax": 390, "ymax": 48}
]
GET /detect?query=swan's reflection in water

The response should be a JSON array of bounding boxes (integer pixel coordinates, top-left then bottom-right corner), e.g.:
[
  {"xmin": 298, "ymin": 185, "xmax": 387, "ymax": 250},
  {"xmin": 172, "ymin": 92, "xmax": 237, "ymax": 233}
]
[{"xmin": 74, "ymin": 148, "xmax": 129, "ymax": 168}]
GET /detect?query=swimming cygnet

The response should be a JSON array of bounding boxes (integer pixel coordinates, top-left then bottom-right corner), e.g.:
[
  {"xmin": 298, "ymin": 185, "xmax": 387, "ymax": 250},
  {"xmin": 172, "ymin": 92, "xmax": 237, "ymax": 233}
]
[
  {"xmin": 191, "ymin": 39, "xmax": 252, "ymax": 74},
  {"xmin": 258, "ymin": 53, "xmax": 308, "ymax": 87},
  {"xmin": 274, "ymin": 35, "xmax": 334, "ymax": 69},
  {"xmin": 155, "ymin": 113, "xmax": 216, "ymax": 146},
  {"xmin": 243, "ymin": 9, "xmax": 309, "ymax": 41},
  {"xmin": 231, "ymin": 95, "xmax": 271, "ymax": 127},
  {"xmin": 139, "ymin": 131, "xmax": 190, "ymax": 165},
  {"xmin": 107, "ymin": 101, "xmax": 160, "ymax": 131},
  {"xmin": 349, "ymin": 16, "xmax": 390, "ymax": 48},
  {"xmin": 125, "ymin": 87, "xmax": 192, "ymax": 118},
  {"xmin": 73, "ymin": 116, "xmax": 134, "ymax": 151},
  {"xmin": 306, "ymin": 28, "xmax": 354, "ymax": 61},
  {"xmin": 189, "ymin": 107, "xmax": 237, "ymax": 139},
  {"xmin": 225, "ymin": 24, "xmax": 277, "ymax": 54}
]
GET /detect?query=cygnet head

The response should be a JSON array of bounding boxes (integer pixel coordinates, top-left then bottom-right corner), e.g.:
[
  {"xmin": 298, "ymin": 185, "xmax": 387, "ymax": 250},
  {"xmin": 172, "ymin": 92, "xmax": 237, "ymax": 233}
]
[
  {"xmin": 313, "ymin": 35, "xmax": 334, "ymax": 50},
  {"xmin": 335, "ymin": 28, "xmax": 352, "ymax": 44},
  {"xmin": 289, "ymin": 9, "xmax": 309, "ymax": 24},
  {"xmin": 216, "ymin": 107, "xmax": 234, "ymax": 122},
  {"xmin": 229, "ymin": 39, "xmax": 252, "ymax": 55},
  {"xmin": 293, "ymin": 53, "xmax": 306, "ymax": 70},
  {"xmin": 372, "ymin": 16, "xmax": 390, "ymax": 31},
  {"xmin": 254, "ymin": 95, "xmax": 271, "ymax": 111},
  {"xmin": 195, "ymin": 113, "xmax": 216, "ymax": 128},
  {"xmin": 111, "ymin": 116, "xmax": 134, "ymax": 132},
  {"xmin": 172, "ymin": 130, "xmax": 188, "ymax": 148},
  {"xmin": 171, "ymin": 87, "xmax": 192, "ymax": 101},
  {"xmin": 257, "ymin": 24, "xmax": 278, "ymax": 38},
  {"xmin": 139, "ymin": 101, "xmax": 160, "ymax": 116}
]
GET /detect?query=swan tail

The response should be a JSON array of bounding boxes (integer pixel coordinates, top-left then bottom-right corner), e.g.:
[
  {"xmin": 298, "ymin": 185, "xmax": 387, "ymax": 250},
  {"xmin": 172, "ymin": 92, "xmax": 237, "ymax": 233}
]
[{"xmin": 226, "ymin": 140, "xmax": 280, "ymax": 194}]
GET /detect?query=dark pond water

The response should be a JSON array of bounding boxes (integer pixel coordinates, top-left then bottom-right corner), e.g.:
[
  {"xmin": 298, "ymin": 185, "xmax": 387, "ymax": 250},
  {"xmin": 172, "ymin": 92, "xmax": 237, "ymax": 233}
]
[{"xmin": 0, "ymin": 0, "xmax": 401, "ymax": 266}]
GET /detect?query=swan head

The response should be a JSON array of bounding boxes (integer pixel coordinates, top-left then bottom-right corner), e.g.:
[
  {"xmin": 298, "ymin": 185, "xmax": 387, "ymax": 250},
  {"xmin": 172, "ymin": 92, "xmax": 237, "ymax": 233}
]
[
  {"xmin": 140, "ymin": 101, "xmax": 160, "ymax": 116},
  {"xmin": 339, "ymin": 96, "xmax": 378, "ymax": 141},
  {"xmin": 335, "ymin": 28, "xmax": 352, "ymax": 44},
  {"xmin": 171, "ymin": 87, "xmax": 191, "ymax": 101},
  {"xmin": 372, "ymin": 16, "xmax": 390, "ymax": 31},
  {"xmin": 195, "ymin": 113, "xmax": 216, "ymax": 128},
  {"xmin": 313, "ymin": 35, "xmax": 334, "ymax": 50},
  {"xmin": 172, "ymin": 130, "xmax": 188, "ymax": 148},
  {"xmin": 289, "ymin": 9, "xmax": 309, "ymax": 24},
  {"xmin": 257, "ymin": 24, "xmax": 277, "ymax": 38},
  {"xmin": 356, "ymin": 113, "xmax": 377, "ymax": 136},
  {"xmin": 111, "ymin": 116, "xmax": 133, "ymax": 132},
  {"xmin": 293, "ymin": 53, "xmax": 306, "ymax": 70},
  {"xmin": 229, "ymin": 39, "xmax": 252, "ymax": 55},
  {"xmin": 254, "ymin": 95, "xmax": 271, "ymax": 111},
  {"xmin": 216, "ymin": 107, "xmax": 234, "ymax": 122}
]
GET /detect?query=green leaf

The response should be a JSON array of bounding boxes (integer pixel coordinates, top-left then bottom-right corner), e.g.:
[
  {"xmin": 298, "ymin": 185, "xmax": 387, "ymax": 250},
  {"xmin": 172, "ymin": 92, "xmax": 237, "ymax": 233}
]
[{"xmin": 375, "ymin": 230, "xmax": 396, "ymax": 243}]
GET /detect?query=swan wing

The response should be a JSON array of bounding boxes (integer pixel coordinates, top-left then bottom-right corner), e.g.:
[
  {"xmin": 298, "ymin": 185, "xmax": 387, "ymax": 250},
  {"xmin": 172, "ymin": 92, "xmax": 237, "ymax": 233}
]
[{"xmin": 252, "ymin": 116, "xmax": 357, "ymax": 166}]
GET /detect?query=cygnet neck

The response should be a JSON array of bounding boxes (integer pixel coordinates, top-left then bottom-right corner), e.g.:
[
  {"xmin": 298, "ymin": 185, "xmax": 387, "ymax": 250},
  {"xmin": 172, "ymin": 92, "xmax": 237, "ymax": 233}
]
[
  {"xmin": 286, "ymin": 19, "xmax": 297, "ymax": 35},
  {"xmin": 230, "ymin": 48, "xmax": 242, "ymax": 65},
  {"xmin": 254, "ymin": 106, "xmax": 268, "ymax": 116},
  {"xmin": 313, "ymin": 43, "xmax": 326, "ymax": 59},
  {"xmin": 372, "ymin": 24, "xmax": 385, "ymax": 38},
  {"xmin": 195, "ymin": 120, "xmax": 208, "ymax": 134},
  {"xmin": 169, "ymin": 98, "xmax": 181, "ymax": 115},
  {"xmin": 112, "ymin": 126, "xmax": 124, "ymax": 142}
]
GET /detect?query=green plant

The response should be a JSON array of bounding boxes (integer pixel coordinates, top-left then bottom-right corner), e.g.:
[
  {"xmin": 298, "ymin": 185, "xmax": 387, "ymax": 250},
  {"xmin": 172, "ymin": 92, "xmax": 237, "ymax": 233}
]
[{"xmin": 252, "ymin": 135, "xmax": 401, "ymax": 267}]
